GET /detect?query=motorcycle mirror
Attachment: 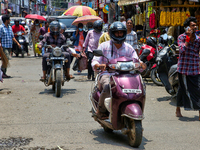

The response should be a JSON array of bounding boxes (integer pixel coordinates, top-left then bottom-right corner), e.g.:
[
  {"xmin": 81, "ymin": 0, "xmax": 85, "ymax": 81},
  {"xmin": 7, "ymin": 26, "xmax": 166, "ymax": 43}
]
[
  {"xmin": 39, "ymin": 35, "xmax": 44, "ymax": 41},
  {"xmin": 66, "ymin": 41, "xmax": 75, "ymax": 48},
  {"xmin": 93, "ymin": 50, "xmax": 104, "ymax": 56},
  {"xmin": 141, "ymin": 49, "xmax": 151, "ymax": 57},
  {"xmin": 70, "ymin": 36, "xmax": 75, "ymax": 41},
  {"xmin": 163, "ymin": 33, "xmax": 168, "ymax": 41}
]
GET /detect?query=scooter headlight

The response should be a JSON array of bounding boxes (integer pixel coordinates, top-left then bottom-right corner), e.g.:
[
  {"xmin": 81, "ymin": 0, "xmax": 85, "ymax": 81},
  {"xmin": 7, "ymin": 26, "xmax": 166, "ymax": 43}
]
[
  {"xmin": 17, "ymin": 32, "xmax": 22, "ymax": 36},
  {"xmin": 109, "ymin": 61, "xmax": 140, "ymax": 71},
  {"xmin": 53, "ymin": 47, "xmax": 62, "ymax": 57}
]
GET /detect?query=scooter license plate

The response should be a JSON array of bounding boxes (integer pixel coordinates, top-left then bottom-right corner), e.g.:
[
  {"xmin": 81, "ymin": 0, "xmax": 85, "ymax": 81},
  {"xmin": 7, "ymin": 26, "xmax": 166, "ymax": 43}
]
[
  {"xmin": 122, "ymin": 89, "xmax": 142, "ymax": 94},
  {"xmin": 51, "ymin": 57, "xmax": 64, "ymax": 60}
]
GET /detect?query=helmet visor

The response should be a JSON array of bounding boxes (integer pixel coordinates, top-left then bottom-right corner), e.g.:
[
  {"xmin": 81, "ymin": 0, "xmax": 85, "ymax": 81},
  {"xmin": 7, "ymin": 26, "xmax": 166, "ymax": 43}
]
[{"xmin": 51, "ymin": 27, "xmax": 59, "ymax": 32}]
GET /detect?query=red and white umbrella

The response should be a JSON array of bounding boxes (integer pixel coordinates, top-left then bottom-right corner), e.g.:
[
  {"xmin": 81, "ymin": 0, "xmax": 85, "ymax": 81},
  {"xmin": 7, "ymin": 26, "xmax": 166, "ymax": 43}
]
[
  {"xmin": 62, "ymin": 5, "xmax": 97, "ymax": 17},
  {"xmin": 25, "ymin": 14, "xmax": 46, "ymax": 21},
  {"xmin": 72, "ymin": 15, "xmax": 102, "ymax": 26}
]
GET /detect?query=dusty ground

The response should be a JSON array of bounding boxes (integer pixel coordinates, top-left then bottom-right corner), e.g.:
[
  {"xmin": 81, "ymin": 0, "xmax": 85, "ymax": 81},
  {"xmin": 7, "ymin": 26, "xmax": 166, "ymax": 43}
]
[{"xmin": 0, "ymin": 50, "xmax": 200, "ymax": 150}]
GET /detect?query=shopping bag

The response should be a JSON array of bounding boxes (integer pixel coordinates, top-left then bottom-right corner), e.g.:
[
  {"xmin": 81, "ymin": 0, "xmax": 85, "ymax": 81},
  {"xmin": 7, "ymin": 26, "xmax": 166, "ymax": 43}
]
[{"xmin": 78, "ymin": 52, "xmax": 88, "ymax": 71}]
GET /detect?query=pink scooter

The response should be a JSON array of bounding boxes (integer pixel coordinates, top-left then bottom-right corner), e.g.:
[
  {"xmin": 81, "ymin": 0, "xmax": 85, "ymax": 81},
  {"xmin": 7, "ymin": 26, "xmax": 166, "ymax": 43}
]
[{"xmin": 89, "ymin": 50, "xmax": 146, "ymax": 147}]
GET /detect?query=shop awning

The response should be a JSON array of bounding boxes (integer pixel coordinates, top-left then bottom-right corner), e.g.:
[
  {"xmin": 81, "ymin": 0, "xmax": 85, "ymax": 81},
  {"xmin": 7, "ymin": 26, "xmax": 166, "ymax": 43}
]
[{"xmin": 118, "ymin": 0, "xmax": 151, "ymax": 6}]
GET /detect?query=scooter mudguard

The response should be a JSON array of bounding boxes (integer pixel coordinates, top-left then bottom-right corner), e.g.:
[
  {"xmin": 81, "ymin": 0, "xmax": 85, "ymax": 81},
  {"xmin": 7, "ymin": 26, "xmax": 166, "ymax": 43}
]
[{"xmin": 121, "ymin": 103, "xmax": 144, "ymax": 120}]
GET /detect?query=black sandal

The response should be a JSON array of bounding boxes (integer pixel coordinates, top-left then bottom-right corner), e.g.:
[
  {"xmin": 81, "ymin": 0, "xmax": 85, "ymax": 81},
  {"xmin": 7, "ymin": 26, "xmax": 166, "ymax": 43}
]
[{"xmin": 40, "ymin": 77, "xmax": 45, "ymax": 82}]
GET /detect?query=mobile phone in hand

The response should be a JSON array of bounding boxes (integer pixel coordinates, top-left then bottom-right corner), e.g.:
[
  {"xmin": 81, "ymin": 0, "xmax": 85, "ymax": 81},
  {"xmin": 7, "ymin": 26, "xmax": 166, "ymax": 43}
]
[{"xmin": 184, "ymin": 26, "xmax": 193, "ymax": 33}]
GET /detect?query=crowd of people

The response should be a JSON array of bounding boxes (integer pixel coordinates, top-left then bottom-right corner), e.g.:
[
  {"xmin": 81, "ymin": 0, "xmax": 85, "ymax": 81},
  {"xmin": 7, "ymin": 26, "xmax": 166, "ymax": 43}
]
[{"xmin": 0, "ymin": 14, "xmax": 200, "ymax": 120}]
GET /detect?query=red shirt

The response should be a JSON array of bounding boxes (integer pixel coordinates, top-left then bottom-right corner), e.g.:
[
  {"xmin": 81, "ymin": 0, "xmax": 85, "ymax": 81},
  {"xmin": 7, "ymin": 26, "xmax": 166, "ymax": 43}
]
[{"xmin": 12, "ymin": 25, "xmax": 25, "ymax": 34}]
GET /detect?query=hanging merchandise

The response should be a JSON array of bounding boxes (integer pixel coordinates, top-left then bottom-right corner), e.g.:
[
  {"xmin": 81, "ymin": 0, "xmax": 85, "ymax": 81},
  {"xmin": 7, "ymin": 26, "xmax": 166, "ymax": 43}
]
[
  {"xmin": 131, "ymin": 16, "xmax": 135, "ymax": 25},
  {"xmin": 185, "ymin": 8, "xmax": 191, "ymax": 19},
  {"xmin": 160, "ymin": 11, "xmax": 167, "ymax": 26},
  {"xmin": 149, "ymin": 13, "xmax": 155, "ymax": 29},
  {"xmin": 103, "ymin": 5, "xmax": 109, "ymax": 14},
  {"xmin": 139, "ymin": 13, "xmax": 143, "ymax": 25},
  {"xmin": 176, "ymin": 9, "xmax": 181, "ymax": 26},
  {"xmin": 135, "ymin": 14, "xmax": 139, "ymax": 26},
  {"xmin": 143, "ymin": 11, "xmax": 146, "ymax": 23},
  {"xmin": 171, "ymin": 11, "xmax": 176, "ymax": 26},
  {"xmin": 166, "ymin": 9, "xmax": 171, "ymax": 26},
  {"xmin": 181, "ymin": 9, "xmax": 186, "ymax": 26},
  {"xmin": 148, "ymin": 2, "xmax": 153, "ymax": 18},
  {"xmin": 195, "ymin": 9, "xmax": 200, "ymax": 29}
]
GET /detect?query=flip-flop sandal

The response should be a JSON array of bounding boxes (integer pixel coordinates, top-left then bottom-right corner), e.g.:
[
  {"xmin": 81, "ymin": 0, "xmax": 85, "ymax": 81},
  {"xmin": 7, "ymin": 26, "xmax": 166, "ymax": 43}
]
[
  {"xmin": 40, "ymin": 78, "xmax": 45, "ymax": 82},
  {"xmin": 66, "ymin": 76, "xmax": 71, "ymax": 82},
  {"xmin": 70, "ymin": 75, "xmax": 75, "ymax": 79}
]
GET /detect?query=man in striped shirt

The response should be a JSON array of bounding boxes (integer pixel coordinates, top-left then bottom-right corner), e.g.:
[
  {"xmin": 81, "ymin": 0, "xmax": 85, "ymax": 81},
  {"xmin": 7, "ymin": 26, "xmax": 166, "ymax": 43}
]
[{"xmin": 176, "ymin": 16, "xmax": 200, "ymax": 120}]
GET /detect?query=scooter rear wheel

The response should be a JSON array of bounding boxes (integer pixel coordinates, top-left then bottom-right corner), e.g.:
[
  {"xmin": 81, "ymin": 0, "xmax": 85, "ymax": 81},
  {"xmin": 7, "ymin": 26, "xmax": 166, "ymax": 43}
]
[
  {"xmin": 127, "ymin": 119, "xmax": 142, "ymax": 147},
  {"xmin": 103, "ymin": 126, "xmax": 113, "ymax": 133},
  {"xmin": 150, "ymin": 68, "xmax": 163, "ymax": 86}
]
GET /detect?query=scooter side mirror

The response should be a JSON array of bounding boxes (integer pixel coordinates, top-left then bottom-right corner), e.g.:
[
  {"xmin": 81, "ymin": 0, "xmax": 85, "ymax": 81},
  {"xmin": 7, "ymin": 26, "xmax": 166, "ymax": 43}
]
[
  {"xmin": 93, "ymin": 49, "xmax": 109, "ymax": 62},
  {"xmin": 93, "ymin": 49, "xmax": 104, "ymax": 57}
]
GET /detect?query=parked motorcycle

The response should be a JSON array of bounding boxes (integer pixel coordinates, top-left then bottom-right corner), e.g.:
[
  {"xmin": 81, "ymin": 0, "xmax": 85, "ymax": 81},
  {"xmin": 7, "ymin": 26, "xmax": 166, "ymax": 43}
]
[
  {"xmin": 42, "ymin": 44, "xmax": 72, "ymax": 97},
  {"xmin": 13, "ymin": 31, "xmax": 26, "ymax": 57},
  {"xmin": 139, "ymin": 37, "xmax": 163, "ymax": 86},
  {"xmin": 89, "ymin": 50, "xmax": 146, "ymax": 147},
  {"xmin": 156, "ymin": 43, "xmax": 178, "ymax": 96}
]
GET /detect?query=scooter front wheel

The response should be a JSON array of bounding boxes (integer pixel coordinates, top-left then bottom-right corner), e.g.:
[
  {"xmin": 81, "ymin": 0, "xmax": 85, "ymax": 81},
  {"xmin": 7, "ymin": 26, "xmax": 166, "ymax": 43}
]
[
  {"xmin": 126, "ymin": 119, "xmax": 142, "ymax": 147},
  {"xmin": 103, "ymin": 126, "xmax": 113, "ymax": 133}
]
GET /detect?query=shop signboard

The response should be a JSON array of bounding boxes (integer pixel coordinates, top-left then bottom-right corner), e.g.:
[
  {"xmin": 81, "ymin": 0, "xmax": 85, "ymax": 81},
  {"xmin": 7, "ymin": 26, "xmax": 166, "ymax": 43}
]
[
  {"xmin": 1, "ymin": 3, "xmax": 5, "ymax": 14},
  {"xmin": 12, "ymin": 3, "xmax": 15, "ymax": 12},
  {"xmin": 16, "ymin": 4, "xmax": 20, "ymax": 14},
  {"xmin": 93, "ymin": 0, "xmax": 98, "ymax": 10},
  {"xmin": 24, "ymin": 0, "xmax": 29, "ymax": 7},
  {"xmin": 105, "ymin": 0, "xmax": 110, "ymax": 4},
  {"xmin": 118, "ymin": 0, "xmax": 151, "ymax": 6},
  {"xmin": 189, "ymin": 0, "xmax": 199, "ymax": 2},
  {"xmin": 99, "ymin": 3, "xmax": 104, "ymax": 9}
]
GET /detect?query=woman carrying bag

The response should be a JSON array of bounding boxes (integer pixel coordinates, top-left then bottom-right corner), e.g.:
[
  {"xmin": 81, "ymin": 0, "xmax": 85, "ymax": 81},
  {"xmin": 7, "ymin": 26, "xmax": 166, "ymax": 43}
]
[{"xmin": 72, "ymin": 23, "xmax": 87, "ymax": 75}]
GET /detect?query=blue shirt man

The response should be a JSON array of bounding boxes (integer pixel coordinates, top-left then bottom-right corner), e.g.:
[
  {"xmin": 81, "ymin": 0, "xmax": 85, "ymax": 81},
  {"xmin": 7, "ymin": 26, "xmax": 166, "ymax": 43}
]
[{"xmin": 0, "ymin": 15, "xmax": 21, "ymax": 78}]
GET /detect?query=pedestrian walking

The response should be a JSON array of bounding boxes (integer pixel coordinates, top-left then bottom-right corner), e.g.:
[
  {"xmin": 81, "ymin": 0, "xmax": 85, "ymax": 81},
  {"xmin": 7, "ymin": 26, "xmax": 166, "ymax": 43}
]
[
  {"xmin": 176, "ymin": 16, "xmax": 200, "ymax": 120},
  {"xmin": 72, "ymin": 23, "xmax": 87, "ymax": 75},
  {"xmin": 99, "ymin": 23, "xmax": 111, "ymax": 45},
  {"xmin": 125, "ymin": 18, "xmax": 139, "ymax": 55},
  {"xmin": 0, "ymin": 15, "xmax": 21, "ymax": 78},
  {"xmin": 83, "ymin": 20, "xmax": 103, "ymax": 80},
  {"xmin": 120, "ymin": 16, "xmax": 126, "ymax": 26},
  {"xmin": 38, "ymin": 21, "xmax": 49, "ymax": 56},
  {"xmin": 20, "ymin": 21, "xmax": 30, "ymax": 56},
  {"xmin": 30, "ymin": 19, "xmax": 41, "ymax": 57}
]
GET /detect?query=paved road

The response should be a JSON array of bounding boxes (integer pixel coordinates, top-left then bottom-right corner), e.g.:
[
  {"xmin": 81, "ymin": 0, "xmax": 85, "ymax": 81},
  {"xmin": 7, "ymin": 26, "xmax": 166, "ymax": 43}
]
[{"xmin": 0, "ymin": 51, "xmax": 199, "ymax": 150}]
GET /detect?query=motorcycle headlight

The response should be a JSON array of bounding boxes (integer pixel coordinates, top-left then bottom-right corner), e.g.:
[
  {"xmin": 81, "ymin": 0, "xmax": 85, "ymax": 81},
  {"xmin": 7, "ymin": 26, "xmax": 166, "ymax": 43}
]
[
  {"xmin": 53, "ymin": 47, "xmax": 62, "ymax": 56},
  {"xmin": 109, "ymin": 61, "xmax": 140, "ymax": 71}
]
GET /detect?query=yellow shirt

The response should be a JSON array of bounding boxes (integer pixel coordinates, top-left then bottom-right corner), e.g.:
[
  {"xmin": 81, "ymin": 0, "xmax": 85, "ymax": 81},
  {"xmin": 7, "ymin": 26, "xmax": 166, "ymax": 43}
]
[{"xmin": 99, "ymin": 32, "xmax": 110, "ymax": 45}]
